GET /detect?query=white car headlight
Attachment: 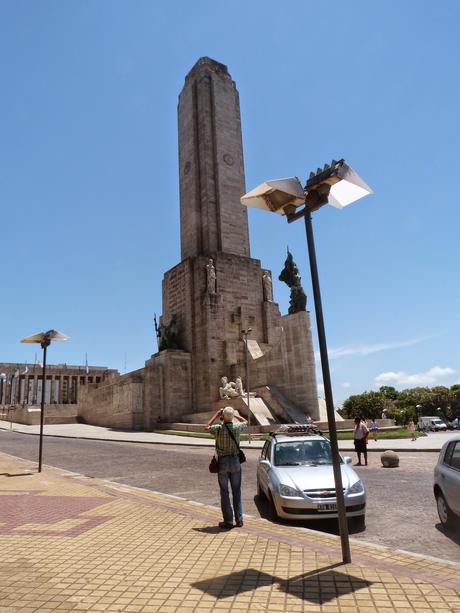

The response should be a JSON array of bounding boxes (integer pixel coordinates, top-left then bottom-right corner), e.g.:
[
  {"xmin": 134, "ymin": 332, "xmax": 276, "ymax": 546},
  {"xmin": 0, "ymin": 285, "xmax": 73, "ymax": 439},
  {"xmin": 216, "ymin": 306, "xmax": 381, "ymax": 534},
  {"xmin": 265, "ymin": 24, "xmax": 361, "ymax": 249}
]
[
  {"xmin": 279, "ymin": 484, "xmax": 301, "ymax": 497},
  {"xmin": 348, "ymin": 480, "xmax": 364, "ymax": 494}
]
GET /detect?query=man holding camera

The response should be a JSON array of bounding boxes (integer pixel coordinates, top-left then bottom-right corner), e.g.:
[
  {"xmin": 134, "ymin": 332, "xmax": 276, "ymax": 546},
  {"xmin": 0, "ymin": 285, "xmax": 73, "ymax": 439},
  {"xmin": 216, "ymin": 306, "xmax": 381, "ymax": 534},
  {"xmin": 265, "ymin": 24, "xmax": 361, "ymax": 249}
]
[{"xmin": 206, "ymin": 407, "xmax": 248, "ymax": 529}]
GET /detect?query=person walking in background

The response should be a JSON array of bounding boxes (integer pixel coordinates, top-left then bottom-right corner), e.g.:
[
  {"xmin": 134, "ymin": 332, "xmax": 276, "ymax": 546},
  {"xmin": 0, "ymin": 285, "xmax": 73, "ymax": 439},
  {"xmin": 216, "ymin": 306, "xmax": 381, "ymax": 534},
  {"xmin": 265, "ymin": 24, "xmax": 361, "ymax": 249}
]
[
  {"xmin": 408, "ymin": 419, "xmax": 417, "ymax": 441},
  {"xmin": 353, "ymin": 416, "xmax": 369, "ymax": 466},
  {"xmin": 369, "ymin": 418, "xmax": 379, "ymax": 442},
  {"xmin": 206, "ymin": 407, "xmax": 248, "ymax": 529}
]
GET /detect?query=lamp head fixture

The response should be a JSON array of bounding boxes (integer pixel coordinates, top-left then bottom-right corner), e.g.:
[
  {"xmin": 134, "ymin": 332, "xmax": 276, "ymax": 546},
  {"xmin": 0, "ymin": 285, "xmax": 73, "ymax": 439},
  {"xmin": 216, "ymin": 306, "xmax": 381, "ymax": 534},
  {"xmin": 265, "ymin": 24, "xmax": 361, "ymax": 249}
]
[
  {"xmin": 240, "ymin": 159, "xmax": 373, "ymax": 218},
  {"xmin": 21, "ymin": 329, "xmax": 70, "ymax": 349}
]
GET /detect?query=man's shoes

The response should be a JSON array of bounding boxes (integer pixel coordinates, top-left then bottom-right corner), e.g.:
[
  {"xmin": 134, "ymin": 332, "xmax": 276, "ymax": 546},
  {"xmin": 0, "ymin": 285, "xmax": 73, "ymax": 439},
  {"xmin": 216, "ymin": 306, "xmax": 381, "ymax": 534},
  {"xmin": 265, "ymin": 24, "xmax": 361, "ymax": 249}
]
[
  {"xmin": 354, "ymin": 462, "xmax": 362, "ymax": 466},
  {"xmin": 218, "ymin": 522, "xmax": 233, "ymax": 530},
  {"xmin": 235, "ymin": 521, "xmax": 244, "ymax": 528}
]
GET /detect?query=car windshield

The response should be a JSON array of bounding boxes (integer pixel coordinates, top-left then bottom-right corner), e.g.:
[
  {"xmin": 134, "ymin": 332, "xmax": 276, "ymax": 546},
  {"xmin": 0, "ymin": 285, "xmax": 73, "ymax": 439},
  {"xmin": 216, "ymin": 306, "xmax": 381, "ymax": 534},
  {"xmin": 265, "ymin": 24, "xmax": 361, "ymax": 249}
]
[{"xmin": 274, "ymin": 440, "xmax": 335, "ymax": 466}]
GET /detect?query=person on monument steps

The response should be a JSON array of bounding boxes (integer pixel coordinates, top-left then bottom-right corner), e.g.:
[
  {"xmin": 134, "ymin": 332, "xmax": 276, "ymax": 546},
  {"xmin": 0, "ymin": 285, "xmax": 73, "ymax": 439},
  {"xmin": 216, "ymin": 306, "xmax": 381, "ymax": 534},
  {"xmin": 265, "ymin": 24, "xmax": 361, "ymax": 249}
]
[{"xmin": 206, "ymin": 407, "xmax": 248, "ymax": 529}]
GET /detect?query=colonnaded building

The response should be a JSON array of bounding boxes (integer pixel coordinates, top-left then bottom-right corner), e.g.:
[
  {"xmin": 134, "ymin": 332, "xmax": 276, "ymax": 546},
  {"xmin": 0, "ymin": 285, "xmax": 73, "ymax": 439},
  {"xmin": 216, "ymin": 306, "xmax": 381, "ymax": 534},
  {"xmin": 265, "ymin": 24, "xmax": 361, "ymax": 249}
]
[
  {"xmin": 0, "ymin": 362, "xmax": 117, "ymax": 425},
  {"xmin": 4, "ymin": 58, "xmax": 320, "ymax": 431}
]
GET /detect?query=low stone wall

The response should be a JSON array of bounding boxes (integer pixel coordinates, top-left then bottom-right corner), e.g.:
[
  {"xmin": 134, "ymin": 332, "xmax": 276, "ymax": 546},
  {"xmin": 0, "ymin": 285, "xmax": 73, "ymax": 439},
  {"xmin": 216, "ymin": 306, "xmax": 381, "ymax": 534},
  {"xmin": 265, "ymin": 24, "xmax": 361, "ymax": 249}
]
[
  {"xmin": 78, "ymin": 370, "xmax": 144, "ymax": 430},
  {"xmin": 155, "ymin": 422, "xmax": 275, "ymax": 434},
  {"xmin": 156, "ymin": 418, "xmax": 396, "ymax": 435},
  {"xmin": 316, "ymin": 418, "xmax": 395, "ymax": 431},
  {"xmin": 0, "ymin": 404, "xmax": 78, "ymax": 425}
]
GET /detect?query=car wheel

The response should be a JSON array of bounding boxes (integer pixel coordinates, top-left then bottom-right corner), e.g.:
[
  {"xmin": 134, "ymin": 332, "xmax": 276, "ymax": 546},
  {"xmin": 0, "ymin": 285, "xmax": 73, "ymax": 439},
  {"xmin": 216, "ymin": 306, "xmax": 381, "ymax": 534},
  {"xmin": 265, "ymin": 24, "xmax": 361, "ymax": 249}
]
[
  {"xmin": 256, "ymin": 478, "xmax": 266, "ymax": 499},
  {"xmin": 353, "ymin": 514, "xmax": 366, "ymax": 530},
  {"xmin": 436, "ymin": 492, "xmax": 457, "ymax": 530},
  {"xmin": 267, "ymin": 491, "xmax": 278, "ymax": 521}
]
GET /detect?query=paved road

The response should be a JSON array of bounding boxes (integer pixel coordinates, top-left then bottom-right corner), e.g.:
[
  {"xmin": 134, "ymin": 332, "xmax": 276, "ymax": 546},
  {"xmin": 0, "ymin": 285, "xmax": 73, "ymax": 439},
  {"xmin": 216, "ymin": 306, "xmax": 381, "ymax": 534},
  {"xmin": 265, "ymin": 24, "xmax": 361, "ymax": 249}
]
[{"xmin": 1, "ymin": 430, "xmax": 459, "ymax": 563}]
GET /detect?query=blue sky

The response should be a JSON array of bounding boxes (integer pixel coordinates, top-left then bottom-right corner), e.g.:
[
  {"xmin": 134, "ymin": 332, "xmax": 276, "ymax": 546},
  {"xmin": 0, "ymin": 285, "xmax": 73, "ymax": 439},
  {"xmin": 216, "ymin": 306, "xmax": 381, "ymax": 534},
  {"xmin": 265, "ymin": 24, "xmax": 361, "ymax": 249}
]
[{"xmin": 1, "ymin": 1, "xmax": 459, "ymax": 404}]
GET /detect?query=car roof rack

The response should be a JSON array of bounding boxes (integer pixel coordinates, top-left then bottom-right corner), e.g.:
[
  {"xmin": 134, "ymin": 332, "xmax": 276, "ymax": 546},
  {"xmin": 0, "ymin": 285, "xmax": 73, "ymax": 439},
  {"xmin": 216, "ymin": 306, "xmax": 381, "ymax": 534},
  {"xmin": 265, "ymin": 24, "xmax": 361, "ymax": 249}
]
[{"xmin": 269, "ymin": 424, "xmax": 322, "ymax": 437}]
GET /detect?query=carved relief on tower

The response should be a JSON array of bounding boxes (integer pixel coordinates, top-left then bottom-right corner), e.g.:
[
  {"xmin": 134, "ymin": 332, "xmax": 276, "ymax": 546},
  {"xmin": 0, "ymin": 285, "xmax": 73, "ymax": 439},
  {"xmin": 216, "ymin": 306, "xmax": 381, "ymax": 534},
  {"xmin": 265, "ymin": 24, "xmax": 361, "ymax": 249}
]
[
  {"xmin": 206, "ymin": 258, "xmax": 217, "ymax": 294},
  {"xmin": 262, "ymin": 270, "xmax": 273, "ymax": 302}
]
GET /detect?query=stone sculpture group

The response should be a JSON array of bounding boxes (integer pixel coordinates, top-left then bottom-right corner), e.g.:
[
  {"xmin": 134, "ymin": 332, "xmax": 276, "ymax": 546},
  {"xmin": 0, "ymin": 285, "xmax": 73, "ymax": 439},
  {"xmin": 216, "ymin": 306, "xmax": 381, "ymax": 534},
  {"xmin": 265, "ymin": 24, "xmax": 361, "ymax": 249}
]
[{"xmin": 219, "ymin": 376, "xmax": 244, "ymax": 399}]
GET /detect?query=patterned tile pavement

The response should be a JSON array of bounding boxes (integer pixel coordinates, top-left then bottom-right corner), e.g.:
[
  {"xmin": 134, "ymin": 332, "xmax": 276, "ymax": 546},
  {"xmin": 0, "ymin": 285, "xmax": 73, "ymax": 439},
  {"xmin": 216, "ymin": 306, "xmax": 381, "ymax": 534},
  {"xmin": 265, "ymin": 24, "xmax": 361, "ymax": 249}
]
[{"xmin": 1, "ymin": 451, "xmax": 459, "ymax": 612}]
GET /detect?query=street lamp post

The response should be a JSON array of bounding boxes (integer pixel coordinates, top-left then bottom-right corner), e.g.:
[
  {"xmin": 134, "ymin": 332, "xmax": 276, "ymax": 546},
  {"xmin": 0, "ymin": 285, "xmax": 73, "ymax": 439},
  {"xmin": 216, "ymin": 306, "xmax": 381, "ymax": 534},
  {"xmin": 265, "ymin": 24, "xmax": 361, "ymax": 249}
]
[
  {"xmin": 20, "ymin": 330, "xmax": 69, "ymax": 472},
  {"xmin": 241, "ymin": 328, "xmax": 253, "ymax": 443},
  {"xmin": 241, "ymin": 159, "xmax": 372, "ymax": 564}
]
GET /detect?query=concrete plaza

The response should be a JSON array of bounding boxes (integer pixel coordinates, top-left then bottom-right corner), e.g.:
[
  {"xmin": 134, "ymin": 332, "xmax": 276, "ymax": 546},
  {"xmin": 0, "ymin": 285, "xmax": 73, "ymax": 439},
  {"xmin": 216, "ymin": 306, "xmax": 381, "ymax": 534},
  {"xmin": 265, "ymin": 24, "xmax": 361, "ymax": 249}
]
[{"xmin": 1, "ymin": 450, "xmax": 460, "ymax": 612}]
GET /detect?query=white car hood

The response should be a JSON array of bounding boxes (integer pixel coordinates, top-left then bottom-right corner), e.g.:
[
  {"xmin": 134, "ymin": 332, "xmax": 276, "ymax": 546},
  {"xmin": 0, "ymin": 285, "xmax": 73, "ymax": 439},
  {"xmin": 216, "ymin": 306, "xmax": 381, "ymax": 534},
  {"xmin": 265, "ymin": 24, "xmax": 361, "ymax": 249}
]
[{"xmin": 278, "ymin": 465, "xmax": 356, "ymax": 491}]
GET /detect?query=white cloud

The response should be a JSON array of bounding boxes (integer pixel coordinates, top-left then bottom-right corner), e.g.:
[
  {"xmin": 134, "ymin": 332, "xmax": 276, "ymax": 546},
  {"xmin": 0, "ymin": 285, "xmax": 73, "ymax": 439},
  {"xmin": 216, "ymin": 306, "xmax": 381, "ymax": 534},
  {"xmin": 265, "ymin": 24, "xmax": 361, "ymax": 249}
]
[
  {"xmin": 341, "ymin": 382, "xmax": 351, "ymax": 388},
  {"xmin": 374, "ymin": 366, "xmax": 456, "ymax": 387},
  {"xmin": 318, "ymin": 337, "xmax": 430, "ymax": 361}
]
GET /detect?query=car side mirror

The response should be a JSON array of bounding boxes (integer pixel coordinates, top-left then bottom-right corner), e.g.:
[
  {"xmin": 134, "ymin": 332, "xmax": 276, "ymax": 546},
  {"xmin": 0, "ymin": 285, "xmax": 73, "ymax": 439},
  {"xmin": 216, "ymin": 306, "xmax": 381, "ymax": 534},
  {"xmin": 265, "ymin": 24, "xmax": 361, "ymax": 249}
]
[
  {"xmin": 343, "ymin": 456, "xmax": 352, "ymax": 464},
  {"xmin": 259, "ymin": 459, "xmax": 270, "ymax": 466}
]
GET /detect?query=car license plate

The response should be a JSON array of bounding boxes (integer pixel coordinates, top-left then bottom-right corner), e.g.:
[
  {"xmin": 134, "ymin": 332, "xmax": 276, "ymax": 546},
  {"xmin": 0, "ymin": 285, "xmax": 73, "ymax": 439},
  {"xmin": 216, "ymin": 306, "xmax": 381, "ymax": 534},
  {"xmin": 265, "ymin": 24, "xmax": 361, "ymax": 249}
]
[{"xmin": 317, "ymin": 503, "xmax": 337, "ymax": 512}]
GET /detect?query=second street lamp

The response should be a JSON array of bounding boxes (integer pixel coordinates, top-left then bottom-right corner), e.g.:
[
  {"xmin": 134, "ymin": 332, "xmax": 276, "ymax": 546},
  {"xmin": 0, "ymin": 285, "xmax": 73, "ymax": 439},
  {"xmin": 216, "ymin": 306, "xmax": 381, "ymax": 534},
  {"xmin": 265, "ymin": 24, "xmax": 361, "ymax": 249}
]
[
  {"xmin": 241, "ymin": 328, "xmax": 253, "ymax": 443},
  {"xmin": 20, "ymin": 329, "xmax": 69, "ymax": 472},
  {"xmin": 241, "ymin": 159, "xmax": 373, "ymax": 564}
]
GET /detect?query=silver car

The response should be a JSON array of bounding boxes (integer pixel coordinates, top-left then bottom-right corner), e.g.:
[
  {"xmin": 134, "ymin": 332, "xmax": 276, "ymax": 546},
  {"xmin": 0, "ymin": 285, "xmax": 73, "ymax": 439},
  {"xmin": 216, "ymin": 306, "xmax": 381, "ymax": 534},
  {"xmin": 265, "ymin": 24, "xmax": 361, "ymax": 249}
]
[
  {"xmin": 257, "ymin": 432, "xmax": 366, "ymax": 526},
  {"xmin": 434, "ymin": 435, "xmax": 460, "ymax": 529}
]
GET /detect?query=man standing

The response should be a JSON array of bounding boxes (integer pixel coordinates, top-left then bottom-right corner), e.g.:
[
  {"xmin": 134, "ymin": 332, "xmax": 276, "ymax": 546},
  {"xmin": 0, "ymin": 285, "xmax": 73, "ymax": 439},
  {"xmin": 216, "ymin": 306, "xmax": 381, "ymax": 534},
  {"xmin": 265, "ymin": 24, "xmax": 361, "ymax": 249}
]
[{"xmin": 206, "ymin": 407, "xmax": 248, "ymax": 529}]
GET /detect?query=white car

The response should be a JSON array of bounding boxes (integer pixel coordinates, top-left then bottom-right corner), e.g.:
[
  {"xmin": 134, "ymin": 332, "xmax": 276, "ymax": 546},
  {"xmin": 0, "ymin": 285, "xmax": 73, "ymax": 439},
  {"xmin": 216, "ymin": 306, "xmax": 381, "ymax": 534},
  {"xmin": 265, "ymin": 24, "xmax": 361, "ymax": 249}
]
[
  {"xmin": 434, "ymin": 435, "xmax": 460, "ymax": 529},
  {"xmin": 257, "ymin": 431, "xmax": 366, "ymax": 526}
]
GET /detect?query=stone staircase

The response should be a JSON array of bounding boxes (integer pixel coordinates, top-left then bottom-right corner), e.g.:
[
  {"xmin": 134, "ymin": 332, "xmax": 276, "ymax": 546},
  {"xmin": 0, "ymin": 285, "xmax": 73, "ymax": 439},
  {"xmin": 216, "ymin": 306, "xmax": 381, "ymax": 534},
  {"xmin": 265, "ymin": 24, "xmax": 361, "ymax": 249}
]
[
  {"xmin": 241, "ymin": 396, "xmax": 277, "ymax": 426},
  {"xmin": 252, "ymin": 385, "xmax": 309, "ymax": 424}
]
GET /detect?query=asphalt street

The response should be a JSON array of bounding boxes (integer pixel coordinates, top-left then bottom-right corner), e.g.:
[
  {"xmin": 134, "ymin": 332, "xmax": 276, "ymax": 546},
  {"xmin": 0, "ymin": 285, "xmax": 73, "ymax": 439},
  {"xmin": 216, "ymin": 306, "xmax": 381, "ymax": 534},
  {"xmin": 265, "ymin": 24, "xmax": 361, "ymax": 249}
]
[{"xmin": 1, "ymin": 430, "xmax": 459, "ymax": 563}]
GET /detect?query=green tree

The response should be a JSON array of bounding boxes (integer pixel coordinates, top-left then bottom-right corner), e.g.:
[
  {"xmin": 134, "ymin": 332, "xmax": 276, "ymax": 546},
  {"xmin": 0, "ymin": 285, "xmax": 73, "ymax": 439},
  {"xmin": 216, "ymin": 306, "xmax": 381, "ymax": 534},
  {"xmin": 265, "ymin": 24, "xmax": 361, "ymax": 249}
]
[
  {"xmin": 450, "ymin": 385, "xmax": 460, "ymax": 419},
  {"xmin": 341, "ymin": 391, "xmax": 394, "ymax": 420},
  {"xmin": 379, "ymin": 386, "xmax": 399, "ymax": 400}
]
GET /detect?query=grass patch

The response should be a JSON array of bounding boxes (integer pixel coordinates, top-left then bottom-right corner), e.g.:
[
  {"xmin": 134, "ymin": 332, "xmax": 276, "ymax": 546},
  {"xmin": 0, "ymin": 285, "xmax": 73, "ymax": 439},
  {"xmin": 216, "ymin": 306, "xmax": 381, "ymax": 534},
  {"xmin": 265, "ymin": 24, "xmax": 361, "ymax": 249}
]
[
  {"xmin": 326, "ymin": 428, "xmax": 426, "ymax": 440},
  {"xmin": 154, "ymin": 428, "xmax": 425, "ymax": 441},
  {"xmin": 154, "ymin": 430, "xmax": 213, "ymax": 439},
  {"xmin": 153, "ymin": 429, "xmax": 268, "ymax": 441}
]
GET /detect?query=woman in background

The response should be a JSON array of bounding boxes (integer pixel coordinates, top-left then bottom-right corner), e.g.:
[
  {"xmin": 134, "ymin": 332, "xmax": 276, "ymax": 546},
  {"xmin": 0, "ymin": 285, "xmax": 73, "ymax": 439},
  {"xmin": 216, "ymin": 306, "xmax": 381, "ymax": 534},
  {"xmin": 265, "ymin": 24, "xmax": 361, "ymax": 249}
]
[{"xmin": 353, "ymin": 416, "xmax": 369, "ymax": 466}]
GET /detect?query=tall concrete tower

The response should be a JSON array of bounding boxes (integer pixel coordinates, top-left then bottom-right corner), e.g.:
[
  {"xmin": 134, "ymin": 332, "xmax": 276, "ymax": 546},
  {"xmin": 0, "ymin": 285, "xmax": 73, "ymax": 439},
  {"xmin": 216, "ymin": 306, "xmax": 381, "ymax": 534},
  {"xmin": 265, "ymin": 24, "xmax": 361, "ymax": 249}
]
[
  {"xmin": 143, "ymin": 58, "xmax": 318, "ymax": 427},
  {"xmin": 178, "ymin": 58, "xmax": 250, "ymax": 260}
]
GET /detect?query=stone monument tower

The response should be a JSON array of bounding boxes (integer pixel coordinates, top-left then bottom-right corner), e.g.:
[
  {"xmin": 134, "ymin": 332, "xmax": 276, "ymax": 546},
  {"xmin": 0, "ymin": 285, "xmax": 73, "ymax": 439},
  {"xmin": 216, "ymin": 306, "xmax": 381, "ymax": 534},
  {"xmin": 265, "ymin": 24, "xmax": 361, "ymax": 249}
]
[{"xmin": 143, "ymin": 57, "xmax": 319, "ymax": 426}]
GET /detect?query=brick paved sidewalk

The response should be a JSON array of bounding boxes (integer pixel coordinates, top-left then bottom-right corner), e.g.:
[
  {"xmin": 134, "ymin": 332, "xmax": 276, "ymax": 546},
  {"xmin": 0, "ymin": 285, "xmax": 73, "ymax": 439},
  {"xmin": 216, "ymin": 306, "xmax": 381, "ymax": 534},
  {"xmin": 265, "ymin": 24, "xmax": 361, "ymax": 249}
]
[{"xmin": 1, "ymin": 451, "xmax": 459, "ymax": 613}]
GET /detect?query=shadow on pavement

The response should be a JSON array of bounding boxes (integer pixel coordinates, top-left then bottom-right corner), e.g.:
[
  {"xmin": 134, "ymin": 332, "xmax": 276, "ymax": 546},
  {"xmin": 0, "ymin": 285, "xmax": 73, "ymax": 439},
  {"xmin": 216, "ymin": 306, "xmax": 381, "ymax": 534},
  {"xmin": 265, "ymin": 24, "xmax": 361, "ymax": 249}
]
[
  {"xmin": 253, "ymin": 495, "xmax": 366, "ymax": 535},
  {"xmin": 192, "ymin": 563, "xmax": 373, "ymax": 603},
  {"xmin": 435, "ymin": 522, "xmax": 460, "ymax": 545},
  {"xmin": 193, "ymin": 526, "xmax": 226, "ymax": 535}
]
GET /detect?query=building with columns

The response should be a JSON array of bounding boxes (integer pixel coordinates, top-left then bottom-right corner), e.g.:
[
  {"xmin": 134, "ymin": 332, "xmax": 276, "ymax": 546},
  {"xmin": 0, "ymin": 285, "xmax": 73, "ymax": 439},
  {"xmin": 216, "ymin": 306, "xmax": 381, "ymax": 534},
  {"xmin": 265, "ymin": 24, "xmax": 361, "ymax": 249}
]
[{"xmin": 0, "ymin": 362, "xmax": 117, "ymax": 407}]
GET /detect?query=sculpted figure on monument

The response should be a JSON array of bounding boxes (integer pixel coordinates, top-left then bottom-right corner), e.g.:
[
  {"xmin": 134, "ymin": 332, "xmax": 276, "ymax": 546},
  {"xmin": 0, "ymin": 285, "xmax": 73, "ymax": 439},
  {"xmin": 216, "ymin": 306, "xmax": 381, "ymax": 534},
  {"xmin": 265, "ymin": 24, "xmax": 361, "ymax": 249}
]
[
  {"xmin": 262, "ymin": 270, "xmax": 273, "ymax": 302},
  {"xmin": 158, "ymin": 315, "xmax": 182, "ymax": 351},
  {"xmin": 235, "ymin": 376, "xmax": 244, "ymax": 396},
  {"xmin": 219, "ymin": 376, "xmax": 242, "ymax": 399},
  {"xmin": 279, "ymin": 249, "xmax": 307, "ymax": 314},
  {"xmin": 206, "ymin": 258, "xmax": 217, "ymax": 294}
]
